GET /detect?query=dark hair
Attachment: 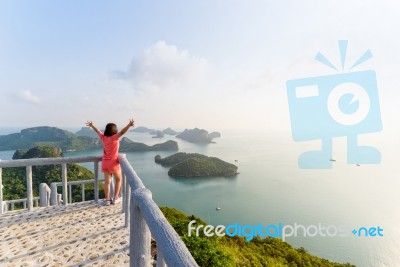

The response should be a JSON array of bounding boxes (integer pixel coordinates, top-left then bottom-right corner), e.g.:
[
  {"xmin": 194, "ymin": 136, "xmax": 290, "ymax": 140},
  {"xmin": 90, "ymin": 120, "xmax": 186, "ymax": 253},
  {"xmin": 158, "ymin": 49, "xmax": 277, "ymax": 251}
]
[{"xmin": 104, "ymin": 123, "xmax": 118, "ymax": 137}]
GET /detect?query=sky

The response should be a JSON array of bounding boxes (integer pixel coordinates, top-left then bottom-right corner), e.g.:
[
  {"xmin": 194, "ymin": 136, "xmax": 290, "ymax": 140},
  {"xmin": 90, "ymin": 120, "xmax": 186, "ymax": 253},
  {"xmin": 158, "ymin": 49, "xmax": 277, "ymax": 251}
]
[{"xmin": 1, "ymin": 0, "xmax": 400, "ymax": 132}]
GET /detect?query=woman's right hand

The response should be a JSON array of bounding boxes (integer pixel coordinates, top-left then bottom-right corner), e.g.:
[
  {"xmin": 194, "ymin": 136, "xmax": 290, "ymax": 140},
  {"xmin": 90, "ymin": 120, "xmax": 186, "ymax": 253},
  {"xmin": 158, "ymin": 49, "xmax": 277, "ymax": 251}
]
[{"xmin": 86, "ymin": 121, "xmax": 94, "ymax": 128}]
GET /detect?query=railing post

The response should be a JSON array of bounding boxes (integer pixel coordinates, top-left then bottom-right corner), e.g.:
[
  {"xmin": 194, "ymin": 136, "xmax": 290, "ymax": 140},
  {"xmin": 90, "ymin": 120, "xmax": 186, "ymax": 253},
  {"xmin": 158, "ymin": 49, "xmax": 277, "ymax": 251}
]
[
  {"xmin": 130, "ymin": 189, "xmax": 151, "ymax": 267},
  {"xmin": 121, "ymin": 169, "xmax": 126, "ymax": 213},
  {"xmin": 61, "ymin": 163, "xmax": 68, "ymax": 206},
  {"xmin": 39, "ymin": 183, "xmax": 50, "ymax": 207},
  {"xmin": 26, "ymin": 165, "xmax": 33, "ymax": 211},
  {"xmin": 0, "ymin": 166, "xmax": 3, "ymax": 214},
  {"xmin": 50, "ymin": 183, "xmax": 58, "ymax": 205},
  {"xmin": 110, "ymin": 177, "xmax": 115, "ymax": 199},
  {"xmin": 94, "ymin": 161, "xmax": 99, "ymax": 202},
  {"xmin": 82, "ymin": 184, "xmax": 85, "ymax": 202},
  {"xmin": 57, "ymin": 194, "xmax": 62, "ymax": 204},
  {"xmin": 124, "ymin": 184, "xmax": 131, "ymax": 228},
  {"xmin": 68, "ymin": 184, "xmax": 72, "ymax": 204}
]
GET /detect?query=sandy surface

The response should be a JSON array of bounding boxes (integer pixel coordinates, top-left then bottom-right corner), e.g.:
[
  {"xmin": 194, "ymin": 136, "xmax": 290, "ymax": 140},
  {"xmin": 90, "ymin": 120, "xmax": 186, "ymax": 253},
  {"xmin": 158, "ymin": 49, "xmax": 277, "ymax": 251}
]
[{"xmin": 0, "ymin": 201, "xmax": 130, "ymax": 266}]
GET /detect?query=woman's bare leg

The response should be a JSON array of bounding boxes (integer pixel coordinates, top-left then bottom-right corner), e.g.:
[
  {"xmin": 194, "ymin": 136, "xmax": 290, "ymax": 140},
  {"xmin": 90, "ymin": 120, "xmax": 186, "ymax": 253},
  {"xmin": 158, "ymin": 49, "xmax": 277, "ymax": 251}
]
[
  {"xmin": 104, "ymin": 172, "xmax": 112, "ymax": 200},
  {"xmin": 113, "ymin": 170, "xmax": 122, "ymax": 200}
]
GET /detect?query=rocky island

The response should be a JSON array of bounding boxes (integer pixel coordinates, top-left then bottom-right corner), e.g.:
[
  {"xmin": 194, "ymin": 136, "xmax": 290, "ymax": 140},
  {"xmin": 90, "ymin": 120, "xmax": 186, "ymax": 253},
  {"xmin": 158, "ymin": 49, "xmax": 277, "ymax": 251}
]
[
  {"xmin": 0, "ymin": 126, "xmax": 101, "ymax": 151},
  {"xmin": 120, "ymin": 138, "xmax": 178, "ymax": 152},
  {"xmin": 150, "ymin": 130, "xmax": 164, "ymax": 138},
  {"xmin": 176, "ymin": 128, "xmax": 221, "ymax": 144},
  {"xmin": 130, "ymin": 126, "xmax": 156, "ymax": 133},
  {"xmin": 162, "ymin": 127, "xmax": 178, "ymax": 135},
  {"xmin": 13, "ymin": 146, "xmax": 63, "ymax": 159},
  {"xmin": 155, "ymin": 152, "xmax": 238, "ymax": 177},
  {"xmin": 75, "ymin": 127, "xmax": 98, "ymax": 138},
  {"xmin": 131, "ymin": 126, "xmax": 179, "ymax": 136}
]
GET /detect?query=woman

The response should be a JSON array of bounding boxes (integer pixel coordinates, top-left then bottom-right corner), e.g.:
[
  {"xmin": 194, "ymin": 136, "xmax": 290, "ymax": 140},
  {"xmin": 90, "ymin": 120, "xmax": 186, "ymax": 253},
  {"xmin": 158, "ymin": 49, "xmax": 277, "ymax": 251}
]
[{"xmin": 86, "ymin": 119, "xmax": 134, "ymax": 205}]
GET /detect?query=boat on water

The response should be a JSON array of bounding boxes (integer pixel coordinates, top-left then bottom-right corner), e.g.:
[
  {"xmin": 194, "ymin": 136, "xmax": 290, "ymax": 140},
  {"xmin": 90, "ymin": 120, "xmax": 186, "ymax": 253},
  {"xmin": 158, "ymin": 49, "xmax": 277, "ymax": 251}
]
[{"xmin": 216, "ymin": 206, "xmax": 221, "ymax": 211}]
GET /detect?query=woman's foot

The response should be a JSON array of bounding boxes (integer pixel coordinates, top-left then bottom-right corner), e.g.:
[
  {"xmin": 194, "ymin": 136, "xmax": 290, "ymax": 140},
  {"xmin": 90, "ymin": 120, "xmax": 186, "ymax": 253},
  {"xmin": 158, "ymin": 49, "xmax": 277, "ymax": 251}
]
[{"xmin": 112, "ymin": 197, "xmax": 122, "ymax": 205}]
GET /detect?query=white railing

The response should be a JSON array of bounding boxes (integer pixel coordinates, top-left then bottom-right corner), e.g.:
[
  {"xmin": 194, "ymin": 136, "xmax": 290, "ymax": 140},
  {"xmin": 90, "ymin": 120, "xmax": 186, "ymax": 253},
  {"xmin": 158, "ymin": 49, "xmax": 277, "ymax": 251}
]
[
  {"xmin": 2, "ymin": 197, "xmax": 40, "ymax": 212},
  {"xmin": 48, "ymin": 178, "xmax": 105, "ymax": 205},
  {"xmin": 119, "ymin": 154, "xmax": 198, "ymax": 267},
  {"xmin": 0, "ymin": 154, "xmax": 198, "ymax": 267},
  {"xmin": 0, "ymin": 155, "xmax": 102, "ymax": 214},
  {"xmin": 2, "ymin": 178, "xmax": 102, "ymax": 211}
]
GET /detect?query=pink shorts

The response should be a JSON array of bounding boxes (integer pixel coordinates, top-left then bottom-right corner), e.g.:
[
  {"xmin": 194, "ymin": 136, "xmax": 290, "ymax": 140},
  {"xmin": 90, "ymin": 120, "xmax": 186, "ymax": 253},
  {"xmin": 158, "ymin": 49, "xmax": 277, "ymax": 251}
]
[{"xmin": 102, "ymin": 158, "xmax": 121, "ymax": 173}]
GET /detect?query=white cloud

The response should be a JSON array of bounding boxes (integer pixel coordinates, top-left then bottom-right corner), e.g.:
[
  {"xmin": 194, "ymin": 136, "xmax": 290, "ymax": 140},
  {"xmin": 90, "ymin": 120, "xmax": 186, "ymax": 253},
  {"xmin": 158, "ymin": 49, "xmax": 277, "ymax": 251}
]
[
  {"xmin": 16, "ymin": 90, "xmax": 41, "ymax": 105},
  {"xmin": 113, "ymin": 41, "xmax": 209, "ymax": 93}
]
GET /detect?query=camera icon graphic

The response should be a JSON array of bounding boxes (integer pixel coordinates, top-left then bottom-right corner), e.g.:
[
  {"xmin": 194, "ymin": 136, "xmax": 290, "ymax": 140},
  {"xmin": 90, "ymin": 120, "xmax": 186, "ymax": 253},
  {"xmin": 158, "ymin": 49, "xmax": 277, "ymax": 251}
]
[{"xmin": 286, "ymin": 41, "xmax": 382, "ymax": 169}]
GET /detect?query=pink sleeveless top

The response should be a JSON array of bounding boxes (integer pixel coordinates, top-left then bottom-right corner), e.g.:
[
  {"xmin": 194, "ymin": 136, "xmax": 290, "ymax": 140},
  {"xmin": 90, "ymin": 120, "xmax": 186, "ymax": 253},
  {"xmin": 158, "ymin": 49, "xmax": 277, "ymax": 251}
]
[{"xmin": 98, "ymin": 132, "xmax": 119, "ymax": 159}]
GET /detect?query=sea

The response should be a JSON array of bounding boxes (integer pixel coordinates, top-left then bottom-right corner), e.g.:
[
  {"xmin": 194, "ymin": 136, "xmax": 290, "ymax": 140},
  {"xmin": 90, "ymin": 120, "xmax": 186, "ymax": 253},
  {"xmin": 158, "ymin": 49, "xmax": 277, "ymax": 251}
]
[{"xmin": 0, "ymin": 127, "xmax": 399, "ymax": 267}]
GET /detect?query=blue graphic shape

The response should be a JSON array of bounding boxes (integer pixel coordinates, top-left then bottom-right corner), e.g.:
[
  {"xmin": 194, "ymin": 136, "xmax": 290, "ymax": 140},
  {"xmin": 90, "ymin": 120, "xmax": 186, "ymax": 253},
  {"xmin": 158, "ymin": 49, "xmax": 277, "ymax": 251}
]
[
  {"xmin": 315, "ymin": 52, "xmax": 338, "ymax": 71},
  {"xmin": 349, "ymin": 50, "xmax": 373, "ymax": 70},
  {"xmin": 286, "ymin": 70, "xmax": 382, "ymax": 169},
  {"xmin": 339, "ymin": 40, "xmax": 348, "ymax": 70},
  {"xmin": 339, "ymin": 94, "xmax": 359, "ymax": 114}
]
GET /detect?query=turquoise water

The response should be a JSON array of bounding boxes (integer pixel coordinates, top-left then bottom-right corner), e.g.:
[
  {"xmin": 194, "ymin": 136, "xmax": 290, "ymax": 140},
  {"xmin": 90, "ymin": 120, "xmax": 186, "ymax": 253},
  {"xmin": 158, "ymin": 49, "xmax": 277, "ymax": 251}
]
[{"xmin": 1, "ymin": 130, "xmax": 399, "ymax": 266}]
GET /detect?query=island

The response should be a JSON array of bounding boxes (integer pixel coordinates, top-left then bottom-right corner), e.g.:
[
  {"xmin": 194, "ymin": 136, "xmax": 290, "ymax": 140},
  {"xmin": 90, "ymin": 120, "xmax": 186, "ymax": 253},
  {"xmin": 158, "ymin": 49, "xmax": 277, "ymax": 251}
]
[
  {"xmin": 161, "ymin": 127, "xmax": 178, "ymax": 135},
  {"xmin": 130, "ymin": 126, "xmax": 156, "ymax": 133},
  {"xmin": 13, "ymin": 146, "xmax": 63, "ymax": 159},
  {"xmin": 155, "ymin": 152, "xmax": 238, "ymax": 177},
  {"xmin": 150, "ymin": 130, "xmax": 164, "ymax": 138},
  {"xmin": 132, "ymin": 126, "xmax": 179, "ymax": 136},
  {"xmin": 120, "ymin": 138, "xmax": 178, "ymax": 152},
  {"xmin": 209, "ymin": 131, "xmax": 221, "ymax": 139},
  {"xmin": 176, "ymin": 128, "xmax": 221, "ymax": 144},
  {"xmin": 77, "ymin": 126, "xmax": 179, "ymax": 138},
  {"xmin": 0, "ymin": 126, "xmax": 179, "ymax": 153},
  {"xmin": 75, "ymin": 127, "xmax": 98, "ymax": 138},
  {"xmin": 0, "ymin": 126, "xmax": 101, "ymax": 151}
]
